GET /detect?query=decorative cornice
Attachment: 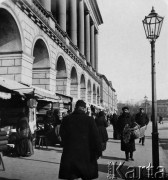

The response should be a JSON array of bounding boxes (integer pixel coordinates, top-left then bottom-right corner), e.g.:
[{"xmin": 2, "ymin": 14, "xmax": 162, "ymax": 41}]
[
  {"xmin": 89, "ymin": 0, "xmax": 103, "ymax": 25},
  {"xmin": 87, "ymin": 61, "xmax": 91, "ymax": 67},
  {"xmin": 14, "ymin": 0, "xmax": 100, "ymax": 83}
]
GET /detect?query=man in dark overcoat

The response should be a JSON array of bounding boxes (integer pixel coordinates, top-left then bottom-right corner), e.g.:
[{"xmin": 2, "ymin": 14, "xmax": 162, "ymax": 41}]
[
  {"xmin": 59, "ymin": 100, "xmax": 102, "ymax": 180},
  {"xmin": 117, "ymin": 107, "xmax": 136, "ymax": 161},
  {"xmin": 135, "ymin": 107, "xmax": 149, "ymax": 145}
]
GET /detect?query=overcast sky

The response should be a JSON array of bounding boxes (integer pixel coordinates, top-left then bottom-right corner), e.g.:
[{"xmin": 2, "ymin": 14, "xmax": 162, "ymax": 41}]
[{"xmin": 97, "ymin": 0, "xmax": 168, "ymax": 103}]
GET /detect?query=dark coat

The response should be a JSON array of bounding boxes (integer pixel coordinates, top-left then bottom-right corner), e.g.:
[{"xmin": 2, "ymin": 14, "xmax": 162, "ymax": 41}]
[
  {"xmin": 15, "ymin": 117, "xmax": 33, "ymax": 156},
  {"xmin": 117, "ymin": 113, "xmax": 136, "ymax": 152},
  {"xmin": 95, "ymin": 116, "xmax": 108, "ymax": 143},
  {"xmin": 59, "ymin": 109, "xmax": 102, "ymax": 180},
  {"xmin": 135, "ymin": 112, "xmax": 149, "ymax": 127}
]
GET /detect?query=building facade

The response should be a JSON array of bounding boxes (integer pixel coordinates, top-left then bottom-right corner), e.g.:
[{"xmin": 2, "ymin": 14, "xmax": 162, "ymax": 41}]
[
  {"xmin": 141, "ymin": 99, "xmax": 168, "ymax": 118},
  {"xmin": 0, "ymin": 0, "xmax": 117, "ymax": 112},
  {"xmin": 99, "ymin": 74, "xmax": 117, "ymax": 114}
]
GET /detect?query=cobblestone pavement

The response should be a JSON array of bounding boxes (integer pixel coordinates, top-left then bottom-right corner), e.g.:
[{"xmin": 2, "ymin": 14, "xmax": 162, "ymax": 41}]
[{"xmin": 0, "ymin": 121, "xmax": 167, "ymax": 180}]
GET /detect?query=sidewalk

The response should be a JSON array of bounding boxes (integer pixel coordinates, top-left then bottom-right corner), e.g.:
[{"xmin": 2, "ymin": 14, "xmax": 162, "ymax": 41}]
[
  {"xmin": 0, "ymin": 122, "xmax": 167, "ymax": 180},
  {"xmin": 98, "ymin": 121, "xmax": 168, "ymax": 179}
]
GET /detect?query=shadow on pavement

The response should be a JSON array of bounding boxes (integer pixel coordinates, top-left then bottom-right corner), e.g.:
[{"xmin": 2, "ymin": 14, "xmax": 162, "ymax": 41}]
[
  {"xmin": 159, "ymin": 138, "xmax": 168, "ymax": 150},
  {"xmin": 35, "ymin": 147, "xmax": 63, "ymax": 153},
  {"xmin": 107, "ymin": 140, "xmax": 120, "ymax": 144},
  {"xmin": 158, "ymin": 127, "xmax": 168, "ymax": 131},
  {"xmin": 0, "ymin": 178, "xmax": 20, "ymax": 180},
  {"xmin": 101, "ymin": 155, "xmax": 125, "ymax": 161},
  {"xmin": 17, "ymin": 157, "xmax": 60, "ymax": 165}
]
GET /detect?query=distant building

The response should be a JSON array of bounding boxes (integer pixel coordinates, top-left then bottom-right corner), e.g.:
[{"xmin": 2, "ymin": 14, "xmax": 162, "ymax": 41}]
[
  {"xmin": 142, "ymin": 99, "xmax": 168, "ymax": 117},
  {"xmin": 99, "ymin": 74, "xmax": 117, "ymax": 114}
]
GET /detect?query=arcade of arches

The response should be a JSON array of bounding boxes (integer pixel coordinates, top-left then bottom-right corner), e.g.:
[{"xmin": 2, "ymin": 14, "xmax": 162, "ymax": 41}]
[{"xmin": 0, "ymin": 8, "xmax": 100, "ymax": 106}]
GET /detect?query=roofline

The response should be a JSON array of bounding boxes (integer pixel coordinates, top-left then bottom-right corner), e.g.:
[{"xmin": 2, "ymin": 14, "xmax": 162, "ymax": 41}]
[{"xmin": 89, "ymin": 0, "xmax": 103, "ymax": 25}]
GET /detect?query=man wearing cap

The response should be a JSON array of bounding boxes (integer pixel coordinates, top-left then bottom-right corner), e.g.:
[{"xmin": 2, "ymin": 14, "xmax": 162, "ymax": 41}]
[
  {"xmin": 59, "ymin": 100, "xmax": 102, "ymax": 180},
  {"xmin": 135, "ymin": 107, "xmax": 149, "ymax": 146},
  {"xmin": 117, "ymin": 107, "xmax": 137, "ymax": 161}
]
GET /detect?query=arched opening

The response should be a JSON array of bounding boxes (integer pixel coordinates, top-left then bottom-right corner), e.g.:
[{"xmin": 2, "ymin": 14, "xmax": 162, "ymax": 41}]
[
  {"xmin": 80, "ymin": 74, "xmax": 86, "ymax": 101},
  {"xmin": 87, "ymin": 80, "xmax": 91, "ymax": 103},
  {"xmin": 33, "ymin": 39, "xmax": 49, "ymax": 68},
  {"xmin": 56, "ymin": 56, "xmax": 67, "ymax": 95},
  {"xmin": 0, "ymin": 9, "xmax": 22, "ymax": 53},
  {"xmin": 93, "ymin": 84, "xmax": 96, "ymax": 104},
  {"xmin": 97, "ymin": 87, "xmax": 100, "ymax": 105},
  {"xmin": 32, "ymin": 39, "xmax": 50, "ymax": 89},
  {"xmin": 70, "ymin": 67, "xmax": 78, "ymax": 99}
]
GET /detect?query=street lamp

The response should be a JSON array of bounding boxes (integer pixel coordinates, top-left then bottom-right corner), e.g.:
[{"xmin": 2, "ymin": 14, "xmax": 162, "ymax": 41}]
[{"xmin": 142, "ymin": 7, "xmax": 164, "ymax": 174}]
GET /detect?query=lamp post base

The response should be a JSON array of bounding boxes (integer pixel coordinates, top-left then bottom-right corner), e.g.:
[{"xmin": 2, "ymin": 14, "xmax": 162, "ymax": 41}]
[{"xmin": 152, "ymin": 131, "xmax": 159, "ymax": 174}]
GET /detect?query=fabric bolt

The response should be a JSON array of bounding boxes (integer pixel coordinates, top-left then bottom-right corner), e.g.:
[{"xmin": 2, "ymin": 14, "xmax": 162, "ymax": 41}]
[
  {"xmin": 0, "ymin": 136, "xmax": 8, "ymax": 141},
  {"xmin": 0, "ymin": 145, "xmax": 8, "ymax": 151},
  {"xmin": 0, "ymin": 131, "xmax": 7, "ymax": 136},
  {"xmin": 0, "ymin": 140, "xmax": 8, "ymax": 146}
]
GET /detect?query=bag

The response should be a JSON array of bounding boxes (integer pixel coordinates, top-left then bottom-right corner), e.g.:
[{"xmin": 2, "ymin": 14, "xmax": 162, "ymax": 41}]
[
  {"xmin": 139, "ymin": 125, "xmax": 146, "ymax": 138},
  {"xmin": 131, "ymin": 123, "xmax": 140, "ymax": 139}
]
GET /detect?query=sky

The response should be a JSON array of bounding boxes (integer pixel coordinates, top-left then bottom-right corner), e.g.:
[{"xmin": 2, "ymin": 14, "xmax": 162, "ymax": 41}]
[{"xmin": 97, "ymin": 0, "xmax": 168, "ymax": 103}]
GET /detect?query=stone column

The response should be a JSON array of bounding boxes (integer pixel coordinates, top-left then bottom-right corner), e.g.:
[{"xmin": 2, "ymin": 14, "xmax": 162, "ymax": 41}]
[
  {"xmin": 91, "ymin": 22, "xmax": 95, "ymax": 69},
  {"xmin": 85, "ymin": 11, "xmax": 91, "ymax": 64},
  {"xmin": 78, "ymin": 0, "xmax": 85, "ymax": 55},
  {"xmin": 70, "ymin": 0, "xmax": 77, "ymax": 45},
  {"xmin": 39, "ymin": 0, "xmax": 51, "ymax": 12},
  {"xmin": 58, "ymin": 0, "xmax": 66, "ymax": 32},
  {"xmin": 95, "ymin": 32, "xmax": 98, "ymax": 72}
]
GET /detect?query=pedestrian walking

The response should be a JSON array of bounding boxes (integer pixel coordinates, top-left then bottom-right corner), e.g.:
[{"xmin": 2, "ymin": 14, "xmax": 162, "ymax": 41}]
[
  {"xmin": 59, "ymin": 100, "xmax": 102, "ymax": 180},
  {"xmin": 110, "ymin": 111, "xmax": 120, "ymax": 140},
  {"xmin": 135, "ymin": 107, "xmax": 149, "ymax": 146},
  {"xmin": 117, "ymin": 107, "xmax": 137, "ymax": 161},
  {"xmin": 159, "ymin": 115, "xmax": 163, "ymax": 124},
  {"xmin": 95, "ymin": 111, "xmax": 109, "ymax": 153}
]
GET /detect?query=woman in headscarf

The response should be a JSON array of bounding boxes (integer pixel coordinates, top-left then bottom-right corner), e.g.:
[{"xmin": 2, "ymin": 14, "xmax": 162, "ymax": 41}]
[
  {"xmin": 15, "ymin": 112, "xmax": 33, "ymax": 157},
  {"xmin": 95, "ymin": 111, "xmax": 109, "ymax": 153}
]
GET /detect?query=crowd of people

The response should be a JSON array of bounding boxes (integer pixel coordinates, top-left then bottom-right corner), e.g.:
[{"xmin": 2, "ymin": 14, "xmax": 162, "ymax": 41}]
[{"xmin": 5, "ymin": 99, "xmax": 151, "ymax": 180}]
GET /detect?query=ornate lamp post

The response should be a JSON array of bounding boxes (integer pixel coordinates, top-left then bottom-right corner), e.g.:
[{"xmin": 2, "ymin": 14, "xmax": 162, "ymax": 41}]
[{"xmin": 142, "ymin": 7, "xmax": 164, "ymax": 173}]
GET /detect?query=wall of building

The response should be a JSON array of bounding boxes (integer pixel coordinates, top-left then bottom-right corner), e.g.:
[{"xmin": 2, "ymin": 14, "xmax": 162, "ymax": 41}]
[
  {"xmin": 0, "ymin": 0, "xmax": 117, "ymax": 111},
  {"xmin": 0, "ymin": 0, "xmax": 102, "ymax": 106}
]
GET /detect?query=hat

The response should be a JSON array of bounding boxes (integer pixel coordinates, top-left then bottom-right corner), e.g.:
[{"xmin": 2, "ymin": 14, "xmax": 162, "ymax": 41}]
[
  {"xmin": 122, "ymin": 106, "xmax": 129, "ymax": 111},
  {"xmin": 139, "ymin": 107, "xmax": 144, "ymax": 110},
  {"xmin": 75, "ymin": 100, "xmax": 86, "ymax": 108}
]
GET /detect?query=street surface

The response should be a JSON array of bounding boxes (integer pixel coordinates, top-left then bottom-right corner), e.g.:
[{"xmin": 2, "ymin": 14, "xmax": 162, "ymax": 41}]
[{"xmin": 0, "ymin": 121, "xmax": 168, "ymax": 180}]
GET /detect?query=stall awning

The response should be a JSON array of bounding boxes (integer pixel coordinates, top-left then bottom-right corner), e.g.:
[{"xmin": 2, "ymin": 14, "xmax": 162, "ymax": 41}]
[
  {"xmin": 0, "ymin": 77, "xmax": 33, "ymax": 98},
  {"xmin": 89, "ymin": 103, "xmax": 105, "ymax": 110},
  {"xmin": 56, "ymin": 93, "xmax": 72, "ymax": 104},
  {"xmin": 31, "ymin": 85, "xmax": 60, "ymax": 101},
  {"xmin": 37, "ymin": 98, "xmax": 61, "ymax": 103},
  {"xmin": 0, "ymin": 77, "xmax": 60, "ymax": 102}
]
